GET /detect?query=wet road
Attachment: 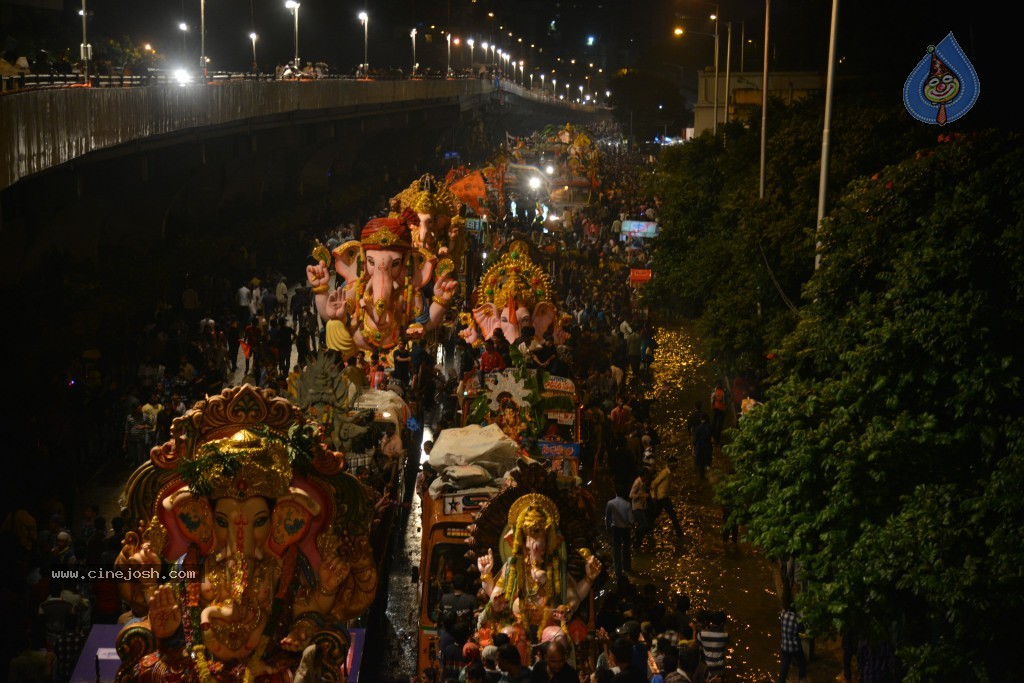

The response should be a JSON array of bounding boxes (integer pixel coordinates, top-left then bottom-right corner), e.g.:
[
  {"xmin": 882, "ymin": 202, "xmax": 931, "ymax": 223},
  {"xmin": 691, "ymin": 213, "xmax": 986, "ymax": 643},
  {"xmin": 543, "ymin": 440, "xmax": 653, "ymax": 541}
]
[{"xmin": 365, "ymin": 321, "xmax": 844, "ymax": 682}]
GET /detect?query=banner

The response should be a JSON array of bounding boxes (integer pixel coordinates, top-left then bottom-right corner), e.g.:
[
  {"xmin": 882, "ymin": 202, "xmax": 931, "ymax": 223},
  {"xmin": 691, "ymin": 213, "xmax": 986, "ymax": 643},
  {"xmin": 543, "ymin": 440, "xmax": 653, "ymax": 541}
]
[
  {"xmin": 620, "ymin": 220, "xmax": 659, "ymax": 240},
  {"xmin": 629, "ymin": 269, "xmax": 652, "ymax": 285}
]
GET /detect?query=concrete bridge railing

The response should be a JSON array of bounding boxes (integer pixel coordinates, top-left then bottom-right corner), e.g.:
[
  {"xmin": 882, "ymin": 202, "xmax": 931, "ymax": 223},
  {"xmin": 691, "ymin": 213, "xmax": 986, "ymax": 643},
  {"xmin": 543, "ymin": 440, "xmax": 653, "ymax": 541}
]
[{"xmin": 0, "ymin": 78, "xmax": 495, "ymax": 192}]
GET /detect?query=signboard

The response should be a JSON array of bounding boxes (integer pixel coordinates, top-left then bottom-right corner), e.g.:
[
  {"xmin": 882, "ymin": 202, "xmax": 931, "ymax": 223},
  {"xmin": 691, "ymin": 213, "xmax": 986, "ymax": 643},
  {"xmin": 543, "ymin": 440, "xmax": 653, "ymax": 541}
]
[
  {"xmin": 442, "ymin": 492, "xmax": 492, "ymax": 515},
  {"xmin": 465, "ymin": 217, "xmax": 484, "ymax": 232},
  {"xmin": 544, "ymin": 410, "xmax": 576, "ymax": 426},
  {"xmin": 542, "ymin": 375, "xmax": 576, "ymax": 394},
  {"xmin": 620, "ymin": 220, "xmax": 659, "ymax": 240},
  {"xmin": 539, "ymin": 440, "xmax": 581, "ymax": 479},
  {"xmin": 539, "ymin": 440, "xmax": 581, "ymax": 459},
  {"xmin": 629, "ymin": 269, "xmax": 653, "ymax": 285}
]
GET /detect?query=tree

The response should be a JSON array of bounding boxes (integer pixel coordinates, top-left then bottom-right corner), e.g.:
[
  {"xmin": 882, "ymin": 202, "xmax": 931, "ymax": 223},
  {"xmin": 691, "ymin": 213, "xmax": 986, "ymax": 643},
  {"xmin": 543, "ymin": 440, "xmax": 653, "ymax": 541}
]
[
  {"xmin": 645, "ymin": 89, "xmax": 933, "ymax": 372},
  {"xmin": 719, "ymin": 131, "xmax": 1024, "ymax": 681}
]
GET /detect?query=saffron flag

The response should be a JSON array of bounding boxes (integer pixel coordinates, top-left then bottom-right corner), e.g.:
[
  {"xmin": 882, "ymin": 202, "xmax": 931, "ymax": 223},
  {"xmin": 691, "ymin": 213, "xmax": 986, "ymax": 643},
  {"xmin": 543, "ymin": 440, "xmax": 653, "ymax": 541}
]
[{"xmin": 448, "ymin": 171, "xmax": 490, "ymax": 218}]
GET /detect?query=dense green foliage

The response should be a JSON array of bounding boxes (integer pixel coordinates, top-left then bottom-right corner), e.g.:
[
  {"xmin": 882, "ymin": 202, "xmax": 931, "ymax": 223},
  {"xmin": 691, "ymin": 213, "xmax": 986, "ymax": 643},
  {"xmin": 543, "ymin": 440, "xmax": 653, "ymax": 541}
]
[
  {"xmin": 647, "ymin": 92, "xmax": 933, "ymax": 372},
  {"xmin": 649, "ymin": 82, "xmax": 1024, "ymax": 679}
]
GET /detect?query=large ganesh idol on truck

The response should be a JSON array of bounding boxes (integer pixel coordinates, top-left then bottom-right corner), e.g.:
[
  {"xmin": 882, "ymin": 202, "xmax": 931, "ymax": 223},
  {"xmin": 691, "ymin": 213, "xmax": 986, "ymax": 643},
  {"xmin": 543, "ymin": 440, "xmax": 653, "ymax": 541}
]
[
  {"xmin": 307, "ymin": 216, "xmax": 457, "ymax": 358},
  {"xmin": 114, "ymin": 385, "xmax": 378, "ymax": 682},
  {"xmin": 468, "ymin": 462, "xmax": 601, "ymax": 673},
  {"xmin": 459, "ymin": 240, "xmax": 571, "ymax": 347}
]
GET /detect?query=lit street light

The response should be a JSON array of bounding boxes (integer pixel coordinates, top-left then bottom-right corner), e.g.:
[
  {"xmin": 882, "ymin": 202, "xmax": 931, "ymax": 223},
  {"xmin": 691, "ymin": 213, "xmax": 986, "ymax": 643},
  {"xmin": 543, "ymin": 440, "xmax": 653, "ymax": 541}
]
[
  {"xmin": 579, "ymin": 84, "xmax": 584, "ymax": 102},
  {"xmin": 249, "ymin": 32, "xmax": 258, "ymax": 67},
  {"xmin": 285, "ymin": 1, "xmax": 300, "ymax": 68},
  {"xmin": 178, "ymin": 22, "xmax": 188, "ymax": 62},
  {"xmin": 358, "ymin": 12, "xmax": 369, "ymax": 75},
  {"xmin": 79, "ymin": 0, "xmax": 92, "ymax": 84},
  {"xmin": 446, "ymin": 32, "xmax": 451, "ymax": 76},
  {"xmin": 529, "ymin": 73, "xmax": 533, "ymax": 89},
  {"xmin": 410, "ymin": 28, "xmax": 417, "ymax": 75},
  {"xmin": 481, "ymin": 41, "xmax": 489, "ymax": 66},
  {"xmin": 551, "ymin": 77, "xmax": 556, "ymax": 97},
  {"xmin": 540, "ymin": 73, "xmax": 545, "ymax": 94},
  {"xmin": 468, "ymin": 38, "xmax": 475, "ymax": 67}
]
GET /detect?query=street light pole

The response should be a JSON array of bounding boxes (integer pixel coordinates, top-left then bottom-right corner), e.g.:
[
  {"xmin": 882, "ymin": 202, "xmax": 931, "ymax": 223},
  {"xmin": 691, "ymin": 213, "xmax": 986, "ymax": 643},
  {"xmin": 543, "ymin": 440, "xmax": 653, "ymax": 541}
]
[
  {"xmin": 446, "ymin": 33, "xmax": 451, "ymax": 76},
  {"xmin": 815, "ymin": 0, "xmax": 840, "ymax": 271},
  {"xmin": 759, "ymin": 0, "xmax": 771, "ymax": 199},
  {"xmin": 285, "ymin": 1, "xmax": 300, "ymax": 69},
  {"xmin": 358, "ymin": 12, "xmax": 368, "ymax": 75},
  {"xmin": 179, "ymin": 22, "xmax": 188, "ymax": 64},
  {"xmin": 249, "ymin": 32, "xmax": 258, "ymax": 66},
  {"xmin": 200, "ymin": 0, "xmax": 207, "ymax": 79},
  {"xmin": 410, "ymin": 29, "xmax": 417, "ymax": 76},
  {"xmin": 80, "ymin": 0, "xmax": 91, "ymax": 84},
  {"xmin": 468, "ymin": 38, "xmax": 474, "ymax": 68},
  {"xmin": 724, "ymin": 22, "xmax": 732, "ymax": 124},
  {"xmin": 712, "ymin": 5, "xmax": 720, "ymax": 134}
]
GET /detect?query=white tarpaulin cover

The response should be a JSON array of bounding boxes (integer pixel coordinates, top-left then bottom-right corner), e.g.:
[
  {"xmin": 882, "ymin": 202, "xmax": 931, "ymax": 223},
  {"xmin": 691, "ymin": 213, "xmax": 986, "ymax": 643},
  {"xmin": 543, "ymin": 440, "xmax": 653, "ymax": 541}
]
[
  {"xmin": 353, "ymin": 389, "xmax": 409, "ymax": 427},
  {"xmin": 429, "ymin": 424, "xmax": 521, "ymax": 475}
]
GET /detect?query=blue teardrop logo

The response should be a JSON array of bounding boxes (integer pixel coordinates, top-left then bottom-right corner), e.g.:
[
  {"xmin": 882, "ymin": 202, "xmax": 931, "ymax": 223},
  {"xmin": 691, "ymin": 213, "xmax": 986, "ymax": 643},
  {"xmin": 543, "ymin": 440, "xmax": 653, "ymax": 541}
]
[{"xmin": 903, "ymin": 32, "xmax": 980, "ymax": 125}]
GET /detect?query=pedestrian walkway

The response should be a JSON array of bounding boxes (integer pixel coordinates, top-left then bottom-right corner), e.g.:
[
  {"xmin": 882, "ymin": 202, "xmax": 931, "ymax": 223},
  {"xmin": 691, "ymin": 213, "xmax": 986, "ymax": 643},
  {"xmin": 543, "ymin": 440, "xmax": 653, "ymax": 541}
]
[{"xmin": 591, "ymin": 321, "xmax": 844, "ymax": 682}]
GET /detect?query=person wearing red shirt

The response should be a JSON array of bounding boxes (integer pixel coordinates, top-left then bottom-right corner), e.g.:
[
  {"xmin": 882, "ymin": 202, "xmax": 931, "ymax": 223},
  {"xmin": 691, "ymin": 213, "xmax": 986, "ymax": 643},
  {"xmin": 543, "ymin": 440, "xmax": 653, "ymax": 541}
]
[{"xmin": 479, "ymin": 339, "xmax": 506, "ymax": 374}]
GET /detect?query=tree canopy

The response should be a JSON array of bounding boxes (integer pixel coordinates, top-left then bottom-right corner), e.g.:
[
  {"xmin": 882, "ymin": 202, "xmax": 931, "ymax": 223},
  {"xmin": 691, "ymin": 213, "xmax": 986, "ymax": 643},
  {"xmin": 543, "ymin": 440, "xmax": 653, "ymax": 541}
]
[{"xmin": 647, "ymin": 76, "xmax": 1024, "ymax": 679}]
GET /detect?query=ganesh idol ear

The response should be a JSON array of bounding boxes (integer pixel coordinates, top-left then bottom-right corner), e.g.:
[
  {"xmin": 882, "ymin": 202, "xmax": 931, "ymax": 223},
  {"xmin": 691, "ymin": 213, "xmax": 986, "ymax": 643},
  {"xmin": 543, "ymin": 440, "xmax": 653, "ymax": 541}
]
[
  {"xmin": 267, "ymin": 487, "xmax": 321, "ymax": 558},
  {"xmin": 473, "ymin": 303, "xmax": 501, "ymax": 339},
  {"xmin": 532, "ymin": 301, "xmax": 558, "ymax": 337},
  {"xmin": 332, "ymin": 240, "xmax": 363, "ymax": 284},
  {"xmin": 162, "ymin": 489, "xmax": 215, "ymax": 555}
]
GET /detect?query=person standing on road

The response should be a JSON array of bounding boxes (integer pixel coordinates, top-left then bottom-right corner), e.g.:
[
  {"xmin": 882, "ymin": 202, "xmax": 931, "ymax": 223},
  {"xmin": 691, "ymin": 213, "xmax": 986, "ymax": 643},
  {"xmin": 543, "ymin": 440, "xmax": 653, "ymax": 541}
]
[
  {"xmin": 630, "ymin": 468, "xmax": 654, "ymax": 553},
  {"xmin": 650, "ymin": 457, "xmax": 684, "ymax": 538},
  {"xmin": 777, "ymin": 594, "xmax": 807, "ymax": 683},
  {"xmin": 236, "ymin": 281, "xmax": 252, "ymax": 323},
  {"xmin": 605, "ymin": 488, "xmax": 634, "ymax": 579},
  {"xmin": 710, "ymin": 381, "xmax": 728, "ymax": 445}
]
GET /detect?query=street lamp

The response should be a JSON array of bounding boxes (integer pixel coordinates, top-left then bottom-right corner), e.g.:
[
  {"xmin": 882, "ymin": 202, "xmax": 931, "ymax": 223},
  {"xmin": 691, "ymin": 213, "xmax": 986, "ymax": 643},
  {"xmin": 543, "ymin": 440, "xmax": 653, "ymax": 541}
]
[
  {"xmin": 481, "ymin": 41, "xmax": 489, "ymax": 65},
  {"xmin": 467, "ymin": 38, "xmax": 475, "ymax": 67},
  {"xmin": 410, "ymin": 29, "xmax": 417, "ymax": 75},
  {"xmin": 551, "ymin": 77, "xmax": 556, "ymax": 97},
  {"xmin": 285, "ymin": 1, "xmax": 300, "ymax": 68},
  {"xmin": 79, "ymin": 1, "xmax": 91, "ymax": 84},
  {"xmin": 529, "ymin": 73, "xmax": 533, "ymax": 89},
  {"xmin": 249, "ymin": 32, "xmax": 258, "ymax": 67},
  {"xmin": 518, "ymin": 60, "xmax": 524, "ymax": 85},
  {"xmin": 540, "ymin": 73, "xmax": 545, "ymax": 94},
  {"xmin": 579, "ymin": 84, "xmax": 584, "ymax": 102},
  {"xmin": 358, "ymin": 12, "xmax": 368, "ymax": 75},
  {"xmin": 178, "ymin": 22, "xmax": 188, "ymax": 62},
  {"xmin": 200, "ymin": 0, "xmax": 207, "ymax": 79},
  {"xmin": 446, "ymin": 33, "xmax": 451, "ymax": 76},
  {"xmin": 711, "ymin": 7, "xmax": 720, "ymax": 134}
]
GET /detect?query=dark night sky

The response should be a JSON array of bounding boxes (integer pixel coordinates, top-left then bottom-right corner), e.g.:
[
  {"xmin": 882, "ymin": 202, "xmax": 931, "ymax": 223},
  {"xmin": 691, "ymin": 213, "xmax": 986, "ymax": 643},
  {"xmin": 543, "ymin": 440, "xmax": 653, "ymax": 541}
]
[{"xmin": 2, "ymin": 0, "xmax": 1011, "ymax": 125}]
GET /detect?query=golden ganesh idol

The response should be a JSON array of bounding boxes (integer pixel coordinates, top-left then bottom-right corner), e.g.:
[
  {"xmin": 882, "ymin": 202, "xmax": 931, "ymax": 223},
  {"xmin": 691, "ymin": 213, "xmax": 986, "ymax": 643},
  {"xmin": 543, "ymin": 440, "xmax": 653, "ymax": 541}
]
[{"xmin": 114, "ymin": 385, "xmax": 378, "ymax": 682}]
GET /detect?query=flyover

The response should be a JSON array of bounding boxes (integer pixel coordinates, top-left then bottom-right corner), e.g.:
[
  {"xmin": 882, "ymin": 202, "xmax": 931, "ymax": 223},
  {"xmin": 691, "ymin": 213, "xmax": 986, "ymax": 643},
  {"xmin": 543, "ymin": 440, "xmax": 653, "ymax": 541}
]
[{"xmin": 0, "ymin": 78, "xmax": 611, "ymax": 284}]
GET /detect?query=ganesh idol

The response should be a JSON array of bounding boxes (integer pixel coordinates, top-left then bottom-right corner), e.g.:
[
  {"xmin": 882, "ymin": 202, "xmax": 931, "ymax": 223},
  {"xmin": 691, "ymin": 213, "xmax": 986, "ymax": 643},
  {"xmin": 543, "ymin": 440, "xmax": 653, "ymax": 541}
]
[
  {"xmin": 307, "ymin": 216, "xmax": 457, "ymax": 359},
  {"xmin": 472, "ymin": 482, "xmax": 601, "ymax": 655},
  {"xmin": 114, "ymin": 385, "xmax": 379, "ymax": 682},
  {"xmin": 459, "ymin": 240, "xmax": 571, "ymax": 347}
]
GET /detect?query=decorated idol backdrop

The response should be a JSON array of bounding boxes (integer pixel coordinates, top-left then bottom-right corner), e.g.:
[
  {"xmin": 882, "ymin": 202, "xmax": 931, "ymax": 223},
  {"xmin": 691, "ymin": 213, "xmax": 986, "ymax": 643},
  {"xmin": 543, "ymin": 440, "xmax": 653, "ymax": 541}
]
[{"xmin": 115, "ymin": 385, "xmax": 378, "ymax": 683}]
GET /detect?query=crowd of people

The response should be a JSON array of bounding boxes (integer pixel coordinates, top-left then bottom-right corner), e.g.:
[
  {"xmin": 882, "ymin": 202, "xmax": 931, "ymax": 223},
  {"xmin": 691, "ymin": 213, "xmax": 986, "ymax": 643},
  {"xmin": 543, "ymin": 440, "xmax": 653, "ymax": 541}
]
[{"xmin": 0, "ymin": 131, "xmax": 822, "ymax": 683}]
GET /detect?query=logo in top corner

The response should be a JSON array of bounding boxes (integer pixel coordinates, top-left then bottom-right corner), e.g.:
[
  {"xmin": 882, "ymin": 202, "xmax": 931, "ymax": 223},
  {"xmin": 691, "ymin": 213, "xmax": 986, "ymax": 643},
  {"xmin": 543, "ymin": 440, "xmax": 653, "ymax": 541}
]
[{"xmin": 903, "ymin": 32, "xmax": 980, "ymax": 125}]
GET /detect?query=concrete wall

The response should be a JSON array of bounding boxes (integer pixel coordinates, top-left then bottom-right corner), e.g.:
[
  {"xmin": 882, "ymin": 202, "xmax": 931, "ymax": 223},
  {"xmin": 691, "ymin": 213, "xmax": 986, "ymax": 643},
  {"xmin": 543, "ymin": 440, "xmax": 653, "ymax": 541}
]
[{"xmin": 0, "ymin": 78, "xmax": 492, "ymax": 191}]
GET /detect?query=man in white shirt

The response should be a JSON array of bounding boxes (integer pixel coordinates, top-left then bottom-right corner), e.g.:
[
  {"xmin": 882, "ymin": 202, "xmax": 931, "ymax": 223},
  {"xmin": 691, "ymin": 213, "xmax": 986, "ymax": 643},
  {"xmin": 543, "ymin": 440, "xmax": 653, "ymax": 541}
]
[{"xmin": 236, "ymin": 282, "xmax": 252, "ymax": 321}]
